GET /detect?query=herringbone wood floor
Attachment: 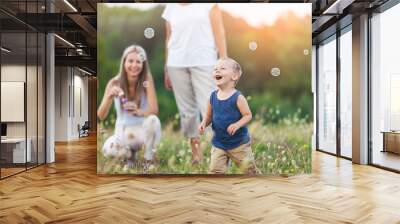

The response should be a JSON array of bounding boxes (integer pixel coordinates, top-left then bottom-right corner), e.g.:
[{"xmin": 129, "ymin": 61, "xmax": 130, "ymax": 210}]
[{"xmin": 1, "ymin": 135, "xmax": 400, "ymax": 224}]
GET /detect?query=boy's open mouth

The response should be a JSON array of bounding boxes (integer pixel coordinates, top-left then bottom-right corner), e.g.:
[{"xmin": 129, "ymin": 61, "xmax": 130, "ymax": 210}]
[{"xmin": 215, "ymin": 75, "xmax": 222, "ymax": 80}]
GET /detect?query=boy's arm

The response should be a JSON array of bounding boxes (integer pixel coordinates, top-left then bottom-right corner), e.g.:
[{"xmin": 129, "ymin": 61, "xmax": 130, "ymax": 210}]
[
  {"xmin": 235, "ymin": 95, "xmax": 252, "ymax": 127},
  {"xmin": 227, "ymin": 95, "xmax": 252, "ymax": 135}
]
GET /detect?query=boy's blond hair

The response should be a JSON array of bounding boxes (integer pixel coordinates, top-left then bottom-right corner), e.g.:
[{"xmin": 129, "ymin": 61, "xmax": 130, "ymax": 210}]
[{"xmin": 219, "ymin": 57, "xmax": 242, "ymax": 85}]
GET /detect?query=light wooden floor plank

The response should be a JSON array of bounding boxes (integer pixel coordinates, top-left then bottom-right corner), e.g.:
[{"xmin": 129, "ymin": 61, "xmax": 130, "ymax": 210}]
[{"xmin": 0, "ymin": 135, "xmax": 399, "ymax": 223}]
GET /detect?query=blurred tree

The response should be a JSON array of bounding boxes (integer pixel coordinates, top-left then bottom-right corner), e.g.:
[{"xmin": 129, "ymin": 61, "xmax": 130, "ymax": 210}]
[{"xmin": 98, "ymin": 4, "xmax": 312, "ymax": 127}]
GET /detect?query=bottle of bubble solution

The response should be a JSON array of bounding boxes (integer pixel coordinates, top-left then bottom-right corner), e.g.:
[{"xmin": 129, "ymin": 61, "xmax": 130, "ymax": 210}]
[
  {"xmin": 125, "ymin": 100, "xmax": 138, "ymax": 115},
  {"xmin": 119, "ymin": 92, "xmax": 129, "ymax": 113},
  {"xmin": 120, "ymin": 94, "xmax": 138, "ymax": 115}
]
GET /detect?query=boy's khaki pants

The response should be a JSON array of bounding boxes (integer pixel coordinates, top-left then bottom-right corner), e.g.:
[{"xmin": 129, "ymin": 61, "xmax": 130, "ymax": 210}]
[{"xmin": 209, "ymin": 142, "xmax": 260, "ymax": 174}]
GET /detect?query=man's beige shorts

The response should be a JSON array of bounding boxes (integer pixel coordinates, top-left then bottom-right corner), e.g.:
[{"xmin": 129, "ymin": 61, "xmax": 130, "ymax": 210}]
[
  {"xmin": 209, "ymin": 142, "xmax": 260, "ymax": 174},
  {"xmin": 167, "ymin": 66, "xmax": 216, "ymax": 139}
]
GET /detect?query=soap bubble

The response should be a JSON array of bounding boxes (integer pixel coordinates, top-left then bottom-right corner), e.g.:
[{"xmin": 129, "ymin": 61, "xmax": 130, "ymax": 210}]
[
  {"xmin": 248, "ymin": 41, "xmax": 257, "ymax": 51},
  {"xmin": 271, "ymin": 67, "xmax": 280, "ymax": 77},
  {"xmin": 138, "ymin": 53, "xmax": 146, "ymax": 62},
  {"xmin": 144, "ymin": 27, "xmax": 155, "ymax": 39},
  {"xmin": 143, "ymin": 81, "xmax": 150, "ymax": 88},
  {"xmin": 303, "ymin": 49, "xmax": 309, "ymax": 55}
]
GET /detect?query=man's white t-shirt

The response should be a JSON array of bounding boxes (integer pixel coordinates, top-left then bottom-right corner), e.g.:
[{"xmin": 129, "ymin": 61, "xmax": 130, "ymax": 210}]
[{"xmin": 162, "ymin": 3, "xmax": 218, "ymax": 67}]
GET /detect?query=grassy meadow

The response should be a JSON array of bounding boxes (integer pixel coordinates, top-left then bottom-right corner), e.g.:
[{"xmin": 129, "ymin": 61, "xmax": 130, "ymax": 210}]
[{"xmin": 97, "ymin": 112, "xmax": 312, "ymax": 175}]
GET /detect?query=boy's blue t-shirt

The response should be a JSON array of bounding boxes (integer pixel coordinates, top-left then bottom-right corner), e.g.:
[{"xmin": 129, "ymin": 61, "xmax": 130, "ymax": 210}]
[{"xmin": 210, "ymin": 90, "xmax": 250, "ymax": 150}]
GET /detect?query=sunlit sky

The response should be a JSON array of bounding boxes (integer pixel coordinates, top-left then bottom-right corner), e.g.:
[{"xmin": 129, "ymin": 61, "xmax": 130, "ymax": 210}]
[{"xmin": 103, "ymin": 3, "xmax": 311, "ymax": 27}]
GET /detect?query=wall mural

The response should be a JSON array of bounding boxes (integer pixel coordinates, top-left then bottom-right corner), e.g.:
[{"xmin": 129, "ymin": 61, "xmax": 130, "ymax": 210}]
[{"xmin": 97, "ymin": 3, "xmax": 312, "ymax": 175}]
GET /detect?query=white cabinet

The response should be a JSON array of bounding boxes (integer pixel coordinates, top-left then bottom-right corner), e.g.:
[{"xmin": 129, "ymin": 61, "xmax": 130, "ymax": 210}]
[{"xmin": 1, "ymin": 138, "xmax": 32, "ymax": 163}]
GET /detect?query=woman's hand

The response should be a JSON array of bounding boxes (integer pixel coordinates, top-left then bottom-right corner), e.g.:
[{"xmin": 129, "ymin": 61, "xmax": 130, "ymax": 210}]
[
  {"xmin": 227, "ymin": 122, "xmax": 241, "ymax": 135},
  {"xmin": 98, "ymin": 78, "xmax": 122, "ymax": 120},
  {"xmin": 123, "ymin": 102, "xmax": 144, "ymax": 116},
  {"xmin": 123, "ymin": 101, "xmax": 137, "ymax": 112},
  {"xmin": 106, "ymin": 85, "xmax": 123, "ymax": 100},
  {"xmin": 131, "ymin": 108, "xmax": 145, "ymax": 117},
  {"xmin": 164, "ymin": 66, "xmax": 173, "ymax": 90}
]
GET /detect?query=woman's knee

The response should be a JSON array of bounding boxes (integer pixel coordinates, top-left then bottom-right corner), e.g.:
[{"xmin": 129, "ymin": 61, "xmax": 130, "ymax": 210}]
[
  {"xmin": 143, "ymin": 115, "xmax": 161, "ymax": 132},
  {"xmin": 143, "ymin": 115, "xmax": 162, "ymax": 146}
]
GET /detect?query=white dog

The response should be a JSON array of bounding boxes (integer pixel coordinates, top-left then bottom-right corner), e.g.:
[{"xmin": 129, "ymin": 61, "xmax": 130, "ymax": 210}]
[{"xmin": 102, "ymin": 115, "xmax": 162, "ymax": 166}]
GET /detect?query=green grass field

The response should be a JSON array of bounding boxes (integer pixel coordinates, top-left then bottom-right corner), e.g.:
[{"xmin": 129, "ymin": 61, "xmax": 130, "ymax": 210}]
[{"xmin": 97, "ymin": 116, "xmax": 312, "ymax": 175}]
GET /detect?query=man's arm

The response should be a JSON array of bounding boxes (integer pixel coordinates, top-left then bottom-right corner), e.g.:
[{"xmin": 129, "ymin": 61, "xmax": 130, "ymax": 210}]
[
  {"xmin": 210, "ymin": 4, "xmax": 227, "ymax": 59},
  {"xmin": 164, "ymin": 21, "xmax": 173, "ymax": 90},
  {"xmin": 199, "ymin": 101, "xmax": 213, "ymax": 134}
]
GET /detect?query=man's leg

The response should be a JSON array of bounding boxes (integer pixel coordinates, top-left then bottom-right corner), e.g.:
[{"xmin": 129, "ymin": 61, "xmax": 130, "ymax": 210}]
[
  {"xmin": 167, "ymin": 67, "xmax": 201, "ymax": 163},
  {"xmin": 190, "ymin": 66, "xmax": 216, "ymax": 118},
  {"xmin": 190, "ymin": 66, "xmax": 216, "ymax": 163}
]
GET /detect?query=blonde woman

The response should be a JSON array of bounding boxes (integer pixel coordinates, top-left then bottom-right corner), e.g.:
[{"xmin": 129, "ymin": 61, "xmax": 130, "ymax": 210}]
[
  {"xmin": 98, "ymin": 45, "xmax": 161, "ymax": 168},
  {"xmin": 162, "ymin": 3, "xmax": 227, "ymax": 164}
]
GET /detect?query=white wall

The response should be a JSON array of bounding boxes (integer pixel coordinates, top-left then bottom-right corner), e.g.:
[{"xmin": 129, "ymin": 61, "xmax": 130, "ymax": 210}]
[
  {"xmin": 55, "ymin": 67, "xmax": 69, "ymax": 141},
  {"xmin": 54, "ymin": 67, "xmax": 89, "ymax": 141},
  {"xmin": 72, "ymin": 73, "xmax": 89, "ymax": 138}
]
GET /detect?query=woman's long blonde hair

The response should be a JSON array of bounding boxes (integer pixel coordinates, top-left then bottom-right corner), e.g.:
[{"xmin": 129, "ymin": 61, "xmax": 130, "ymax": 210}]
[{"xmin": 117, "ymin": 45, "xmax": 151, "ymax": 108}]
